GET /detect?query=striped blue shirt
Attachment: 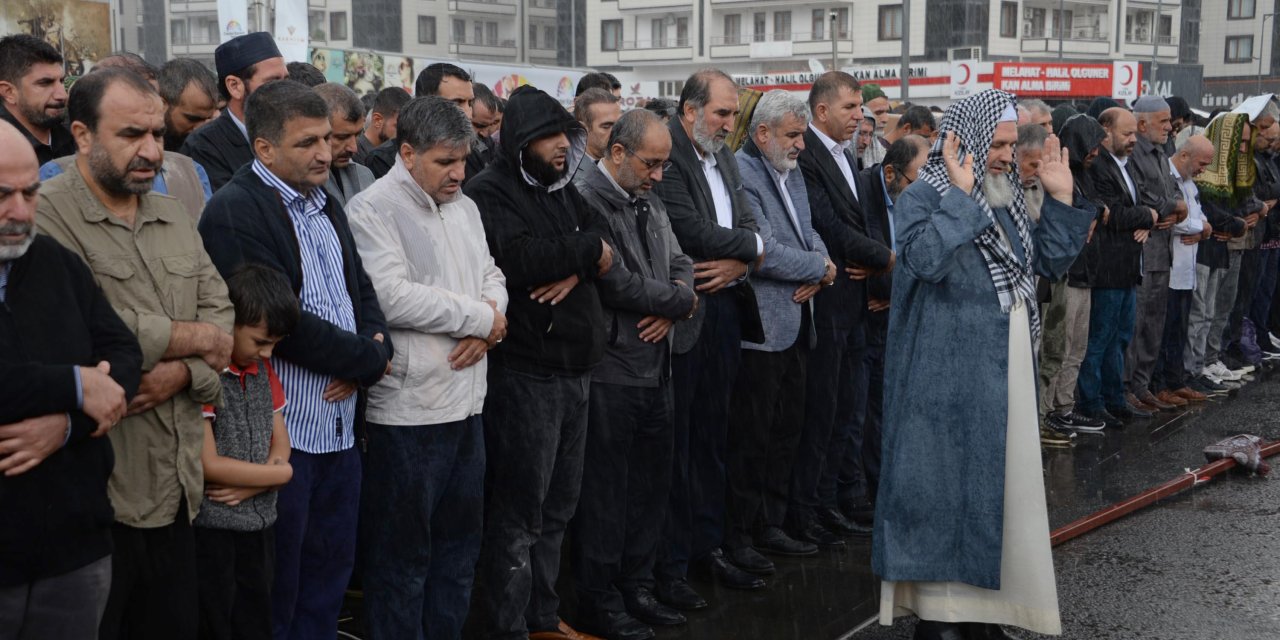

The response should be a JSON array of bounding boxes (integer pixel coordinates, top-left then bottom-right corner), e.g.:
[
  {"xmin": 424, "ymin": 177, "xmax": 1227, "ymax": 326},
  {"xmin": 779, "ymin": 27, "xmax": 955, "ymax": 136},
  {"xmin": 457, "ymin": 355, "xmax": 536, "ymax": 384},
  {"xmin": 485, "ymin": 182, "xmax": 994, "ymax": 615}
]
[{"xmin": 251, "ymin": 160, "xmax": 358, "ymax": 454}]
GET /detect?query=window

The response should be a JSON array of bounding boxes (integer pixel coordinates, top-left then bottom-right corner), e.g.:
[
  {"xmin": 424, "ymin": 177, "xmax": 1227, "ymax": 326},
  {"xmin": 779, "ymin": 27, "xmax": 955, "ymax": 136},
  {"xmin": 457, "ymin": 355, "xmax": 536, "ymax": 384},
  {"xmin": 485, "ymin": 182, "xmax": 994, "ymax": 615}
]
[
  {"xmin": 753, "ymin": 12, "xmax": 766, "ymax": 42},
  {"xmin": 486, "ymin": 21, "xmax": 498, "ymax": 46},
  {"xmin": 773, "ymin": 11, "xmax": 791, "ymax": 41},
  {"xmin": 724, "ymin": 14, "xmax": 741, "ymax": 45},
  {"xmin": 651, "ymin": 18, "xmax": 667, "ymax": 47},
  {"xmin": 171, "ymin": 19, "xmax": 188, "ymax": 45},
  {"xmin": 545, "ymin": 26, "xmax": 556, "ymax": 48},
  {"xmin": 1226, "ymin": 35, "xmax": 1253, "ymax": 62},
  {"xmin": 453, "ymin": 19, "xmax": 465, "ymax": 43},
  {"xmin": 1052, "ymin": 9, "xmax": 1073, "ymax": 38},
  {"xmin": 879, "ymin": 5, "xmax": 903, "ymax": 41},
  {"xmin": 812, "ymin": 10, "xmax": 826, "ymax": 41},
  {"xmin": 309, "ymin": 10, "xmax": 325, "ymax": 40},
  {"xmin": 474, "ymin": 22, "xmax": 484, "ymax": 45},
  {"xmin": 999, "ymin": 2, "xmax": 1016, "ymax": 38},
  {"xmin": 330, "ymin": 11, "xmax": 347, "ymax": 40},
  {"xmin": 676, "ymin": 16, "xmax": 688, "ymax": 46},
  {"xmin": 1125, "ymin": 10, "xmax": 1153, "ymax": 43},
  {"xmin": 601, "ymin": 19, "xmax": 622, "ymax": 51},
  {"xmin": 833, "ymin": 7, "xmax": 849, "ymax": 38},
  {"xmin": 1158, "ymin": 15, "xmax": 1173, "ymax": 44},
  {"xmin": 529, "ymin": 24, "xmax": 537, "ymax": 48},
  {"xmin": 418, "ymin": 15, "xmax": 436, "ymax": 44},
  {"xmin": 1228, "ymin": 0, "xmax": 1256, "ymax": 19},
  {"xmin": 1024, "ymin": 7, "xmax": 1045, "ymax": 38}
]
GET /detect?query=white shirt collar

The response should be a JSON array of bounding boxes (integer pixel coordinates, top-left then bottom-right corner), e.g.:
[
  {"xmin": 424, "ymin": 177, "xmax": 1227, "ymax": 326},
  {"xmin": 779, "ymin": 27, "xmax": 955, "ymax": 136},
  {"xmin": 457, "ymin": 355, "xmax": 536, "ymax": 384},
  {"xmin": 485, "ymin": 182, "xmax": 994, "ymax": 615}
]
[
  {"xmin": 1110, "ymin": 151, "xmax": 1129, "ymax": 168},
  {"xmin": 809, "ymin": 123, "xmax": 850, "ymax": 155},
  {"xmin": 229, "ymin": 108, "xmax": 249, "ymax": 142},
  {"xmin": 1169, "ymin": 157, "xmax": 1184, "ymax": 182}
]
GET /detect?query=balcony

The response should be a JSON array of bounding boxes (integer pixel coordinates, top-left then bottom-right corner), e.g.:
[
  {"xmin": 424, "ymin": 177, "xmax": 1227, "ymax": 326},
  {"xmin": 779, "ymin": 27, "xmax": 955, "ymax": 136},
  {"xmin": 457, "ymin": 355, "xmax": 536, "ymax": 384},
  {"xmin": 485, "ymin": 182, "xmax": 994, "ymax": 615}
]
[
  {"xmin": 528, "ymin": 0, "xmax": 557, "ymax": 19},
  {"xmin": 618, "ymin": 39, "xmax": 694, "ymax": 62},
  {"xmin": 709, "ymin": 33, "xmax": 854, "ymax": 59},
  {"xmin": 1021, "ymin": 30, "xmax": 1112, "ymax": 56},
  {"xmin": 449, "ymin": 39, "xmax": 518, "ymax": 58},
  {"xmin": 617, "ymin": 0, "xmax": 693, "ymax": 10},
  {"xmin": 447, "ymin": 0, "xmax": 517, "ymax": 16}
]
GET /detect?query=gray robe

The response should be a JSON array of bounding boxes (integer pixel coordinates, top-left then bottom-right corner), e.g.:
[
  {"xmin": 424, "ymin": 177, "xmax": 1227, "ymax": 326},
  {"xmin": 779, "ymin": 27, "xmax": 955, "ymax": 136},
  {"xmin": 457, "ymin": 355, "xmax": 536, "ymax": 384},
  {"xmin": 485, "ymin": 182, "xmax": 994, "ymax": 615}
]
[{"xmin": 872, "ymin": 181, "xmax": 1093, "ymax": 589}]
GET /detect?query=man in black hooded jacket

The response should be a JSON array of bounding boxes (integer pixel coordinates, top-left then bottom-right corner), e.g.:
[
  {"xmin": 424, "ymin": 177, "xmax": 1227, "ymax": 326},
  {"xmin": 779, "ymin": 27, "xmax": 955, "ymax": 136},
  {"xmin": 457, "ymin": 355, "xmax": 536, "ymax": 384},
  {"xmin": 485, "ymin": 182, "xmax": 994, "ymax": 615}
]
[{"xmin": 465, "ymin": 84, "xmax": 615, "ymax": 640}]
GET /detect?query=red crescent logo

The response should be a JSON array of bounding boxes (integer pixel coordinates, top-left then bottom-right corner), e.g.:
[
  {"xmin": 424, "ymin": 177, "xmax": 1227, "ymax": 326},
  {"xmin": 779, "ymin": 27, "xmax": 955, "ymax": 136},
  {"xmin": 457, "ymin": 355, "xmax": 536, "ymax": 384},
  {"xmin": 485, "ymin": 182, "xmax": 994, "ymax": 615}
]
[
  {"xmin": 1121, "ymin": 65, "xmax": 1133, "ymax": 85},
  {"xmin": 959, "ymin": 63, "xmax": 972, "ymax": 84}
]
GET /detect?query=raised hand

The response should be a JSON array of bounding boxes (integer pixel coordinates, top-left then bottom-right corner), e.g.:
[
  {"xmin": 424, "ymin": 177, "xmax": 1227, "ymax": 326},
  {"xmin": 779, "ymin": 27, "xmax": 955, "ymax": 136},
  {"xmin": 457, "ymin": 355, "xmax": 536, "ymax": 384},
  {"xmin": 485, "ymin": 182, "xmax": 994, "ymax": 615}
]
[
  {"xmin": 1038, "ymin": 134, "xmax": 1074, "ymax": 204},
  {"xmin": 941, "ymin": 131, "xmax": 975, "ymax": 195}
]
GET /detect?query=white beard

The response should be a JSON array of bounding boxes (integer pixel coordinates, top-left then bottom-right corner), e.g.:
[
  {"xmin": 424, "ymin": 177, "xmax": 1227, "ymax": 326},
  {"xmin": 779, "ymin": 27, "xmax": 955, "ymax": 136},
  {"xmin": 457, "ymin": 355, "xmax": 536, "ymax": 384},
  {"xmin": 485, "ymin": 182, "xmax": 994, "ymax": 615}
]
[{"xmin": 982, "ymin": 174, "xmax": 1015, "ymax": 210}]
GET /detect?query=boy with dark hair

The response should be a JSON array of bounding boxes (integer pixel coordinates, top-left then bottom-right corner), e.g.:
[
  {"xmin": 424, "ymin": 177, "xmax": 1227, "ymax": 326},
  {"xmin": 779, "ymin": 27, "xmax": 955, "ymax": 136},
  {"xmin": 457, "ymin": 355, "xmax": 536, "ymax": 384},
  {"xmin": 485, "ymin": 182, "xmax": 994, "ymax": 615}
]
[{"xmin": 194, "ymin": 263, "xmax": 299, "ymax": 640}]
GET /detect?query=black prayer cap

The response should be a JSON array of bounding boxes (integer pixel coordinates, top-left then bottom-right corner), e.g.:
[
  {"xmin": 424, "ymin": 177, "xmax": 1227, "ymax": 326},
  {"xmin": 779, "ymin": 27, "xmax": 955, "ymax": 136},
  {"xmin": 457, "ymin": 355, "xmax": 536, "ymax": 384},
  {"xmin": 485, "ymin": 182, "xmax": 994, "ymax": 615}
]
[{"xmin": 215, "ymin": 32, "xmax": 282, "ymax": 78}]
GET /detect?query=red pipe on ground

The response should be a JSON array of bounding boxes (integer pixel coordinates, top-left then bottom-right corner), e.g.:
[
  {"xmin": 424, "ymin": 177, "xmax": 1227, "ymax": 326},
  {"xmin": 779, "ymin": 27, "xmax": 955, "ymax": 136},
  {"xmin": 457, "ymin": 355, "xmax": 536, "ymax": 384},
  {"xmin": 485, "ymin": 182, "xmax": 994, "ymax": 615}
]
[{"xmin": 1050, "ymin": 440, "xmax": 1280, "ymax": 547}]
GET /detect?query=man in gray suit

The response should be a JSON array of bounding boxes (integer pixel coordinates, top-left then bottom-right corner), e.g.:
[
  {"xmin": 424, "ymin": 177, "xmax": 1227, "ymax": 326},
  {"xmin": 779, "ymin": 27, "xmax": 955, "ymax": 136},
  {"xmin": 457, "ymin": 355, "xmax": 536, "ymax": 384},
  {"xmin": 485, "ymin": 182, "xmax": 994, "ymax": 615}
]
[
  {"xmin": 315, "ymin": 83, "xmax": 375, "ymax": 208},
  {"xmin": 652, "ymin": 69, "xmax": 768, "ymax": 607},
  {"xmin": 725, "ymin": 91, "xmax": 835, "ymax": 572}
]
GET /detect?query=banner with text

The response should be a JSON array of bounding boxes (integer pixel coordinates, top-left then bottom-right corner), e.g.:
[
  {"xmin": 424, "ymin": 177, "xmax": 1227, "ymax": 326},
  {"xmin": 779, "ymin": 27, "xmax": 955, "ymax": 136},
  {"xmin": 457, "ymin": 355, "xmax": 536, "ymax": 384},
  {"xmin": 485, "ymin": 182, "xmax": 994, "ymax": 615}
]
[
  {"xmin": 993, "ymin": 61, "xmax": 1141, "ymax": 101},
  {"xmin": 273, "ymin": 0, "xmax": 309, "ymax": 62}
]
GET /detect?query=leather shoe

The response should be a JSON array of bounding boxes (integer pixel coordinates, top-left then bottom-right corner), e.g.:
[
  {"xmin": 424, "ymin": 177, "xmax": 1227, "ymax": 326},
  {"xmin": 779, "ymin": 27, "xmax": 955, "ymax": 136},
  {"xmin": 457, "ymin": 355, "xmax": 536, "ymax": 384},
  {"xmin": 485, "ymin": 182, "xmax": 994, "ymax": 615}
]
[
  {"xmin": 572, "ymin": 612, "xmax": 653, "ymax": 640},
  {"xmin": 559, "ymin": 620, "xmax": 604, "ymax": 640},
  {"xmin": 724, "ymin": 545, "xmax": 775, "ymax": 574},
  {"xmin": 695, "ymin": 549, "xmax": 765, "ymax": 590},
  {"xmin": 1173, "ymin": 386, "xmax": 1207, "ymax": 402},
  {"xmin": 817, "ymin": 506, "xmax": 868, "ymax": 537},
  {"xmin": 1137, "ymin": 389, "xmax": 1175, "ymax": 411},
  {"xmin": 912, "ymin": 620, "xmax": 967, "ymax": 640},
  {"xmin": 622, "ymin": 588, "xmax": 686, "ymax": 626},
  {"xmin": 788, "ymin": 518, "xmax": 846, "ymax": 548},
  {"xmin": 1078, "ymin": 408, "xmax": 1123, "ymax": 429},
  {"xmin": 653, "ymin": 578, "xmax": 707, "ymax": 611},
  {"xmin": 754, "ymin": 526, "xmax": 818, "ymax": 557},
  {"xmin": 650, "ymin": 578, "xmax": 711, "ymax": 611},
  {"xmin": 839, "ymin": 498, "xmax": 876, "ymax": 526},
  {"xmin": 1155, "ymin": 389, "xmax": 1188, "ymax": 406},
  {"xmin": 1112, "ymin": 401, "xmax": 1152, "ymax": 419}
]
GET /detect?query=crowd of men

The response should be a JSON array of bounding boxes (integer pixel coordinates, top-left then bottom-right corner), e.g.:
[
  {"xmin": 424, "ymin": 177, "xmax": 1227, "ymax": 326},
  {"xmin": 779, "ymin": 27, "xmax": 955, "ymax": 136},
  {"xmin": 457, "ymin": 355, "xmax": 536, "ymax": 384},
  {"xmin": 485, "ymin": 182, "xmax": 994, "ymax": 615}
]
[{"xmin": 2, "ymin": 26, "xmax": 1280, "ymax": 640}]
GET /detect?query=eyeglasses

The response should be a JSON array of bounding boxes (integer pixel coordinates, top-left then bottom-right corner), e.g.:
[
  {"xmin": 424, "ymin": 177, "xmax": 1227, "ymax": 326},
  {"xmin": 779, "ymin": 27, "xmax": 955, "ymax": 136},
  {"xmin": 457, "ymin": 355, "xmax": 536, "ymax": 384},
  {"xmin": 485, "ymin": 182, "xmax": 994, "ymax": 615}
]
[{"xmin": 625, "ymin": 147, "xmax": 673, "ymax": 173}]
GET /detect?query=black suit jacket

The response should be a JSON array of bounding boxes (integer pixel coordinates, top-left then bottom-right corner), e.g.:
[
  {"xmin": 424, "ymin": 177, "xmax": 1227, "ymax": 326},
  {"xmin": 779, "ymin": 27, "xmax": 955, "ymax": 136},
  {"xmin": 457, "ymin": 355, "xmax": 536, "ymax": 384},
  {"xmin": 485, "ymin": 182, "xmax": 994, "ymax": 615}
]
[
  {"xmin": 858, "ymin": 164, "xmax": 899, "ymax": 343},
  {"xmin": 1081, "ymin": 154, "xmax": 1154, "ymax": 289},
  {"xmin": 179, "ymin": 110, "xmax": 254, "ymax": 192},
  {"xmin": 796, "ymin": 127, "xmax": 893, "ymax": 331},
  {"xmin": 652, "ymin": 117, "xmax": 763, "ymax": 352}
]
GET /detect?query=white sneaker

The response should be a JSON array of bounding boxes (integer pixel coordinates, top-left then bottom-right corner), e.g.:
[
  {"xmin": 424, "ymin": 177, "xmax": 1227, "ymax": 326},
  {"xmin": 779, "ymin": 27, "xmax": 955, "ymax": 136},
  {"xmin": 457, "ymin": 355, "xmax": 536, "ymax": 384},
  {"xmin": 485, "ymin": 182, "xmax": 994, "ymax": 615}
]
[
  {"xmin": 1270, "ymin": 333, "xmax": 1280, "ymax": 349},
  {"xmin": 1209, "ymin": 361, "xmax": 1242, "ymax": 381},
  {"xmin": 1233, "ymin": 363, "xmax": 1257, "ymax": 375},
  {"xmin": 1201, "ymin": 367, "xmax": 1226, "ymax": 385}
]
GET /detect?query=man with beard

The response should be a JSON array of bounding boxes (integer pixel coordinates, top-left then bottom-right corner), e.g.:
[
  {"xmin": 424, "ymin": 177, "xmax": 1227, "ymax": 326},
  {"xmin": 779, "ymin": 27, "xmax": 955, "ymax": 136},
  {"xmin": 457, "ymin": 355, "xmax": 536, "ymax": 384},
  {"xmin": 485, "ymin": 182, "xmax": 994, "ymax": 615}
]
[
  {"xmin": 181, "ymin": 32, "xmax": 288, "ymax": 191},
  {"xmin": 856, "ymin": 112, "xmax": 876, "ymax": 171},
  {"xmin": 198, "ymin": 80, "xmax": 393, "ymax": 640},
  {"xmin": 34, "ymin": 68, "xmax": 235, "ymax": 639},
  {"xmin": 355, "ymin": 87, "xmax": 409, "ymax": 165},
  {"xmin": 0, "ymin": 35, "xmax": 74, "ymax": 166},
  {"xmin": 314, "ymin": 83, "xmax": 375, "ymax": 208},
  {"xmin": 158, "ymin": 58, "xmax": 219, "ymax": 152},
  {"xmin": 874, "ymin": 90, "xmax": 1093, "ymax": 640},
  {"xmin": 347, "ymin": 96, "xmax": 507, "ymax": 640},
  {"xmin": 652, "ymin": 69, "xmax": 767, "ymax": 608},
  {"xmin": 464, "ymin": 84, "xmax": 613, "ymax": 640},
  {"xmin": 1075, "ymin": 107, "xmax": 1158, "ymax": 428},
  {"xmin": 569, "ymin": 108, "xmax": 697, "ymax": 640},
  {"xmin": 790, "ymin": 71, "xmax": 895, "ymax": 550},
  {"xmin": 0, "ymin": 118, "xmax": 141, "ymax": 640},
  {"xmin": 1124, "ymin": 95, "xmax": 1185, "ymax": 413},
  {"xmin": 1043, "ymin": 114, "xmax": 1111, "ymax": 436},
  {"xmin": 725, "ymin": 89, "xmax": 835, "ymax": 572},
  {"xmin": 1018, "ymin": 99, "xmax": 1055, "ymax": 134},
  {"xmin": 1152, "ymin": 136, "xmax": 1216, "ymax": 405},
  {"xmin": 1187, "ymin": 114, "xmax": 1256, "ymax": 395},
  {"xmin": 1017, "ymin": 124, "xmax": 1048, "ymax": 221}
]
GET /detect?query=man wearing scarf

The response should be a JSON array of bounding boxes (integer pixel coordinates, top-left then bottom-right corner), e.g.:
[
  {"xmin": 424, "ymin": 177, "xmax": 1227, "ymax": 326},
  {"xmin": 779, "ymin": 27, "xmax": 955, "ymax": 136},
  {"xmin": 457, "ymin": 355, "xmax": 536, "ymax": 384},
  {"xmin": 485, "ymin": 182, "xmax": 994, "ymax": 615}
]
[
  {"xmin": 1041, "ymin": 114, "xmax": 1108, "ymax": 436},
  {"xmin": 873, "ymin": 90, "xmax": 1093, "ymax": 639},
  {"xmin": 1186, "ymin": 114, "xmax": 1255, "ymax": 394}
]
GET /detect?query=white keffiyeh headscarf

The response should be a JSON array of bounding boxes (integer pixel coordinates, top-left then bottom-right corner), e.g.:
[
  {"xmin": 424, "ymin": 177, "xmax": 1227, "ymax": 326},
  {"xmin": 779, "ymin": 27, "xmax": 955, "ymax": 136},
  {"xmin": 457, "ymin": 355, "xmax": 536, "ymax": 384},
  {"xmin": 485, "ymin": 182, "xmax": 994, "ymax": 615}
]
[{"xmin": 919, "ymin": 89, "xmax": 1041, "ymax": 344}]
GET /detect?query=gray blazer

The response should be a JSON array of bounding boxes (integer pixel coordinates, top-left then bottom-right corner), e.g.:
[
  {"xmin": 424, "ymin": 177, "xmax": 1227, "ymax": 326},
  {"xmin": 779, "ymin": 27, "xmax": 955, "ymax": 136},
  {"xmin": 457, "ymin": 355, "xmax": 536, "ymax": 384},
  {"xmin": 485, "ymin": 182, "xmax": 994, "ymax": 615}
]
[
  {"xmin": 324, "ymin": 162, "xmax": 376, "ymax": 209},
  {"xmin": 735, "ymin": 139, "xmax": 829, "ymax": 352}
]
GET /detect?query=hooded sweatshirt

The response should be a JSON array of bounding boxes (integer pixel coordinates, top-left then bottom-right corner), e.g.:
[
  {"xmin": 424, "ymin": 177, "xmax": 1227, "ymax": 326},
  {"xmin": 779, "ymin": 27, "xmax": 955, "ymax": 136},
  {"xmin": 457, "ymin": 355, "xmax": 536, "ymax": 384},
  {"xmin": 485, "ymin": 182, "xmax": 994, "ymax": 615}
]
[
  {"xmin": 1061, "ymin": 114, "xmax": 1108, "ymax": 288},
  {"xmin": 464, "ymin": 85, "xmax": 609, "ymax": 375}
]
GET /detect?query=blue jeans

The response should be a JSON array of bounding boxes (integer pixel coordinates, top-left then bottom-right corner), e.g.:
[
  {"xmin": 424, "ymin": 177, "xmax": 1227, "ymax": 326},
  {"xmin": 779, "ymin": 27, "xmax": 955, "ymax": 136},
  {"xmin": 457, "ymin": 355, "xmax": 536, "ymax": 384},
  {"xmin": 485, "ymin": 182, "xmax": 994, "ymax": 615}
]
[
  {"xmin": 271, "ymin": 448, "xmax": 361, "ymax": 640},
  {"xmin": 361, "ymin": 417, "xmax": 485, "ymax": 640},
  {"xmin": 1077, "ymin": 287, "xmax": 1136, "ymax": 413}
]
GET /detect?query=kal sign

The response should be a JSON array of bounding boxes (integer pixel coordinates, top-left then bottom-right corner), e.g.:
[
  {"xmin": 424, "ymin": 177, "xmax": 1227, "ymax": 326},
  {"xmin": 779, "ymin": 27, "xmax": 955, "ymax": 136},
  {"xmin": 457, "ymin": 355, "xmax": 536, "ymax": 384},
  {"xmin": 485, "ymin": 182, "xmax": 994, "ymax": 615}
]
[{"xmin": 994, "ymin": 61, "xmax": 1141, "ymax": 101}]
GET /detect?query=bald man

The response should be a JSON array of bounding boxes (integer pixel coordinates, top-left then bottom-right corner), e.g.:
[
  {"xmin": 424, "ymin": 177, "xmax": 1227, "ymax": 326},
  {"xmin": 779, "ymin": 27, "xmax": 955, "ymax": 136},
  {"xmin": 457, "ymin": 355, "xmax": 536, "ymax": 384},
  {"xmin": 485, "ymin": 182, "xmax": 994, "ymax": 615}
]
[
  {"xmin": 1075, "ymin": 108, "xmax": 1158, "ymax": 428},
  {"xmin": 0, "ymin": 118, "xmax": 142, "ymax": 640}
]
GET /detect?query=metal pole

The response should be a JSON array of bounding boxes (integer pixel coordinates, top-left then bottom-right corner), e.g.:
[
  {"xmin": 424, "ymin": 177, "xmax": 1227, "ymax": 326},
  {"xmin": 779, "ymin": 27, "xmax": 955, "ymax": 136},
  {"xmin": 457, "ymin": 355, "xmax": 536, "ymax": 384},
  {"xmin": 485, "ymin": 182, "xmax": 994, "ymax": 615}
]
[
  {"xmin": 1057, "ymin": 0, "xmax": 1064, "ymax": 59},
  {"xmin": 1259, "ymin": 15, "xmax": 1273, "ymax": 94},
  {"xmin": 1151, "ymin": 0, "xmax": 1162, "ymax": 89},
  {"xmin": 830, "ymin": 11, "xmax": 838, "ymax": 72},
  {"xmin": 900, "ymin": 0, "xmax": 910, "ymax": 102},
  {"xmin": 570, "ymin": 0, "xmax": 576, "ymax": 66}
]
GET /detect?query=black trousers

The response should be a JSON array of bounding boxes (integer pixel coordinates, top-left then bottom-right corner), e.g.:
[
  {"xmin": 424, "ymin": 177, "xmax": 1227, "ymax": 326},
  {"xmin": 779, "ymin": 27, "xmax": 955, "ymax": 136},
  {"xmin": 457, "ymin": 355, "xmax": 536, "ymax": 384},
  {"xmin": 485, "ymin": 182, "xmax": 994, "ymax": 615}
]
[
  {"xmin": 791, "ymin": 322, "xmax": 864, "ymax": 517},
  {"xmin": 725, "ymin": 343, "xmax": 809, "ymax": 550},
  {"xmin": 1226, "ymin": 247, "xmax": 1263, "ymax": 358},
  {"xmin": 99, "ymin": 499, "xmax": 198, "ymax": 640},
  {"xmin": 571, "ymin": 381, "xmax": 674, "ymax": 616},
  {"xmin": 1153, "ymin": 289, "xmax": 1193, "ymax": 393},
  {"xmin": 194, "ymin": 526, "xmax": 275, "ymax": 640},
  {"xmin": 657, "ymin": 293, "xmax": 742, "ymax": 582}
]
